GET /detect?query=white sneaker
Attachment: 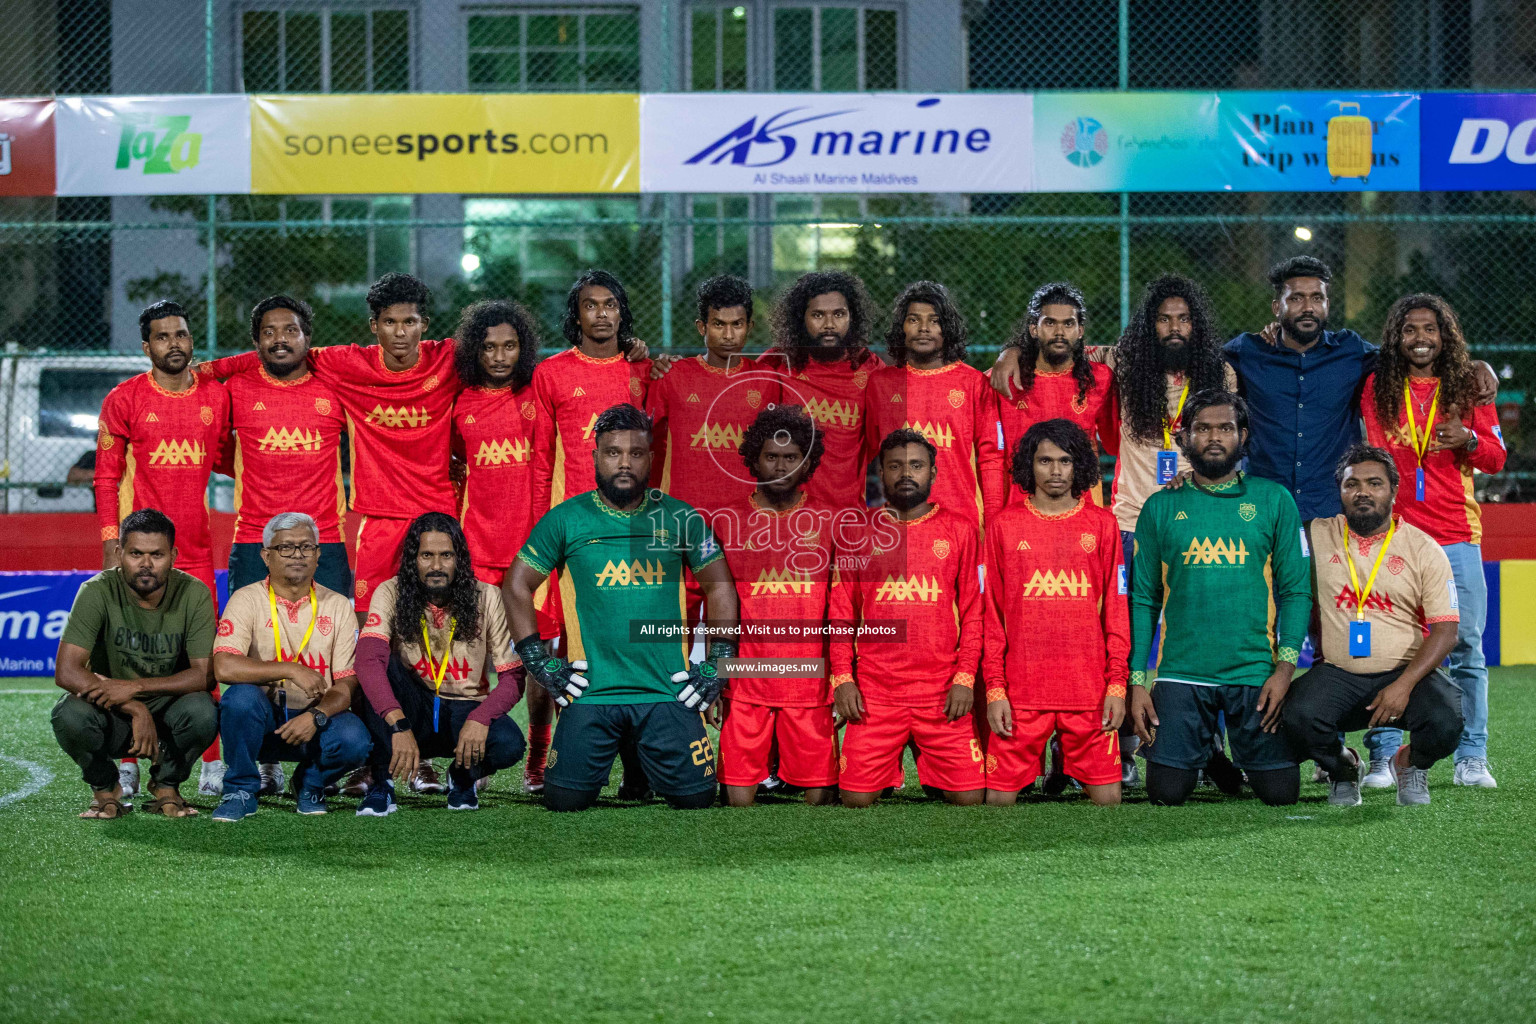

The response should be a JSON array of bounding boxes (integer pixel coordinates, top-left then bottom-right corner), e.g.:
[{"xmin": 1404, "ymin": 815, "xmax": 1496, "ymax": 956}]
[
  {"xmin": 198, "ymin": 759, "xmax": 226, "ymax": 797},
  {"xmin": 1327, "ymin": 748, "xmax": 1362, "ymax": 807},
  {"xmin": 1453, "ymin": 757, "xmax": 1497, "ymax": 788},
  {"xmin": 1396, "ymin": 762, "xmax": 1431, "ymax": 806},
  {"xmin": 258, "ymin": 762, "xmax": 286, "ymax": 796},
  {"xmin": 117, "ymin": 762, "xmax": 140, "ymax": 799},
  {"xmin": 411, "ymin": 761, "xmax": 445, "ymax": 794},
  {"xmin": 1361, "ymin": 756, "xmax": 1397, "ymax": 789}
]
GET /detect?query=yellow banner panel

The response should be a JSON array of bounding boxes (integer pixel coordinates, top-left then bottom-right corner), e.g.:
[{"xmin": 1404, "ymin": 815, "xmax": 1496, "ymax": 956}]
[
  {"xmin": 250, "ymin": 94, "xmax": 638, "ymax": 194},
  {"xmin": 1500, "ymin": 560, "xmax": 1536, "ymax": 665}
]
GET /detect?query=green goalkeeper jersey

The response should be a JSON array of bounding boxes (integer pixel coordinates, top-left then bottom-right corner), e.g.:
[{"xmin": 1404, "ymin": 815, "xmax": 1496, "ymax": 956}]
[
  {"xmin": 1130, "ymin": 473, "xmax": 1311, "ymax": 688},
  {"xmin": 517, "ymin": 490, "xmax": 725, "ymax": 703}
]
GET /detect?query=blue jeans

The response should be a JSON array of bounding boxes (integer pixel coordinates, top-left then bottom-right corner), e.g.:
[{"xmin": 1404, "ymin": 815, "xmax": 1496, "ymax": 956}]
[
  {"xmin": 1364, "ymin": 542, "xmax": 1489, "ymax": 762},
  {"xmin": 218, "ymin": 682, "xmax": 372, "ymax": 797}
]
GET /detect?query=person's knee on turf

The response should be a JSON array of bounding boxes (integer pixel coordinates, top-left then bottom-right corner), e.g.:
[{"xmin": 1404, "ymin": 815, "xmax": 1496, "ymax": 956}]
[
  {"xmin": 664, "ymin": 789, "xmax": 716, "ymax": 810},
  {"xmin": 544, "ymin": 784, "xmax": 600, "ymax": 812},
  {"xmin": 1146, "ymin": 764, "xmax": 1198, "ymax": 806},
  {"xmin": 1247, "ymin": 767, "xmax": 1300, "ymax": 806}
]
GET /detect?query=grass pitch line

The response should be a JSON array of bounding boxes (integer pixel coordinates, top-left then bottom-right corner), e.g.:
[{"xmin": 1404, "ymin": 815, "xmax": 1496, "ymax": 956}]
[
  {"xmin": 0, "ymin": 689, "xmax": 55, "ymax": 695},
  {"xmin": 0, "ymin": 754, "xmax": 54, "ymax": 809}
]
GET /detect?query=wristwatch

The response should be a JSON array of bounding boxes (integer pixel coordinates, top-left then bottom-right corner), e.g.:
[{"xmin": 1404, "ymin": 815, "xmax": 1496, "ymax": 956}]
[
  {"xmin": 306, "ymin": 708, "xmax": 330, "ymax": 732},
  {"xmin": 1465, "ymin": 434, "xmax": 1480, "ymax": 452},
  {"xmin": 389, "ymin": 717, "xmax": 412, "ymax": 734}
]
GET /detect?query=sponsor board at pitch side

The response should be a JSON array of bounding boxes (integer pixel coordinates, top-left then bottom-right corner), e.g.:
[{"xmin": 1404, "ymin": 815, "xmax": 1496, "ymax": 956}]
[
  {"xmin": 250, "ymin": 93, "xmax": 639, "ymax": 194},
  {"xmin": 54, "ymin": 95, "xmax": 251, "ymax": 195},
  {"xmin": 0, "ymin": 99, "xmax": 56, "ymax": 196},
  {"xmin": 641, "ymin": 93, "xmax": 1033, "ymax": 193},
  {"xmin": 1421, "ymin": 93, "xmax": 1536, "ymax": 190}
]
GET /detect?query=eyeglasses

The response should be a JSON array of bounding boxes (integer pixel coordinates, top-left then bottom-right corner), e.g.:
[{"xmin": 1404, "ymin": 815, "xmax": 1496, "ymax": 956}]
[{"xmin": 267, "ymin": 543, "xmax": 320, "ymax": 558}]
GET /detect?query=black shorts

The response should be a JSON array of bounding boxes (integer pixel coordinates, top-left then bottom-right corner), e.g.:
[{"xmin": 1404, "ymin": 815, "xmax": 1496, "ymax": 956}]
[
  {"xmin": 546, "ymin": 701, "xmax": 716, "ymax": 797},
  {"xmin": 1144, "ymin": 680, "xmax": 1296, "ymax": 773}
]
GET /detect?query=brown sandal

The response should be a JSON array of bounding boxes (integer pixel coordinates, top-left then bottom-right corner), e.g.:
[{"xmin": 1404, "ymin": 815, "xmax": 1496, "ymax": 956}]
[
  {"xmin": 80, "ymin": 797, "xmax": 132, "ymax": 820},
  {"xmin": 143, "ymin": 793, "xmax": 199, "ymax": 817}
]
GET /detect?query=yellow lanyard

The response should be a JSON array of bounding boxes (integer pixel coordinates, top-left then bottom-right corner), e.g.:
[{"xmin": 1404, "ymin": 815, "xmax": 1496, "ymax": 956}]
[
  {"xmin": 1402, "ymin": 379, "xmax": 1439, "ymax": 464},
  {"xmin": 420, "ymin": 615, "xmax": 457, "ymax": 697},
  {"xmin": 268, "ymin": 585, "xmax": 317, "ymax": 663},
  {"xmin": 1163, "ymin": 380, "xmax": 1190, "ymax": 449},
  {"xmin": 1342, "ymin": 519, "xmax": 1396, "ymax": 622}
]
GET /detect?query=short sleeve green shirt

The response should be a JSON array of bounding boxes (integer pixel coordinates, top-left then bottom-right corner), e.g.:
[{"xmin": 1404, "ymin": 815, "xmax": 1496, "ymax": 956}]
[
  {"xmin": 60, "ymin": 568, "xmax": 215, "ymax": 681},
  {"xmin": 518, "ymin": 491, "xmax": 724, "ymax": 703}
]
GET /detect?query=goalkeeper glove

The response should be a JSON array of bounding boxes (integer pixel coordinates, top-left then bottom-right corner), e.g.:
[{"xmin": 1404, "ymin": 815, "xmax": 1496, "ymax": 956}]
[
  {"xmin": 515, "ymin": 635, "xmax": 589, "ymax": 707},
  {"xmin": 672, "ymin": 640, "xmax": 735, "ymax": 711}
]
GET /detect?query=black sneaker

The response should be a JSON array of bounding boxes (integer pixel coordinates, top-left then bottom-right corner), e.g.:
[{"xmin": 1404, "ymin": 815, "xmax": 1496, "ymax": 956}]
[
  {"xmin": 1204, "ymin": 748, "xmax": 1245, "ymax": 797},
  {"xmin": 447, "ymin": 766, "xmax": 479, "ymax": 811},
  {"xmin": 356, "ymin": 778, "xmax": 398, "ymax": 817}
]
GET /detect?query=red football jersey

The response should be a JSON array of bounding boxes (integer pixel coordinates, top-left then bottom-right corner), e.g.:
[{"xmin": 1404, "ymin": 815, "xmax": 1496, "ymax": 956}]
[
  {"xmin": 452, "ymin": 384, "xmax": 538, "ymax": 571},
  {"xmin": 758, "ymin": 348, "xmax": 883, "ymax": 511},
  {"xmin": 982, "ymin": 496, "xmax": 1129, "ymax": 711},
  {"xmin": 530, "ymin": 347, "xmax": 651, "ymax": 515},
  {"xmin": 221, "ymin": 365, "xmax": 347, "ymax": 544},
  {"xmin": 864, "ymin": 361, "xmax": 1006, "ymax": 527},
  {"xmin": 828, "ymin": 505, "xmax": 981, "ymax": 707},
  {"xmin": 202, "ymin": 340, "xmax": 462, "ymax": 519},
  {"xmin": 646, "ymin": 355, "xmax": 782, "ymax": 512},
  {"xmin": 1361, "ymin": 373, "xmax": 1507, "ymax": 546},
  {"xmin": 997, "ymin": 361, "xmax": 1117, "ymax": 507},
  {"xmin": 711, "ymin": 490, "xmax": 835, "ymax": 707},
  {"xmin": 94, "ymin": 372, "xmax": 230, "ymax": 564}
]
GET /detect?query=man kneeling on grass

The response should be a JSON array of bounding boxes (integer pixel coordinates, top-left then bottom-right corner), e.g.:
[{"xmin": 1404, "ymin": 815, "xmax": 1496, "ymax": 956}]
[
  {"xmin": 354, "ymin": 512, "xmax": 527, "ymax": 816},
  {"xmin": 210, "ymin": 512, "xmax": 371, "ymax": 821},
  {"xmin": 51, "ymin": 508, "xmax": 217, "ymax": 819},
  {"xmin": 1282, "ymin": 445, "xmax": 1464, "ymax": 807}
]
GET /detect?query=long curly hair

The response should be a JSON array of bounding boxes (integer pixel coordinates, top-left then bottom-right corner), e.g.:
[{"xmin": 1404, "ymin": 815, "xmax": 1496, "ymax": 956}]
[
  {"xmin": 391, "ymin": 512, "xmax": 482, "ymax": 650},
  {"xmin": 453, "ymin": 299, "xmax": 541, "ymax": 390},
  {"xmin": 1013, "ymin": 417, "xmax": 1101, "ymax": 497},
  {"xmin": 561, "ymin": 269, "xmax": 635, "ymax": 351},
  {"xmin": 1115, "ymin": 274, "xmax": 1228, "ymax": 445},
  {"xmin": 739, "ymin": 404, "xmax": 825, "ymax": 482},
  {"xmin": 771, "ymin": 270, "xmax": 873, "ymax": 371},
  {"xmin": 882, "ymin": 280, "xmax": 968, "ymax": 367},
  {"xmin": 1372, "ymin": 293, "xmax": 1478, "ymax": 430},
  {"xmin": 1008, "ymin": 281, "xmax": 1095, "ymax": 403}
]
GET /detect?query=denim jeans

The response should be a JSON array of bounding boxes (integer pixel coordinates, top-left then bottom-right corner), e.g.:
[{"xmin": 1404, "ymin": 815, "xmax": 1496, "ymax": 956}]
[
  {"xmin": 218, "ymin": 682, "xmax": 372, "ymax": 797},
  {"xmin": 1364, "ymin": 542, "xmax": 1489, "ymax": 762}
]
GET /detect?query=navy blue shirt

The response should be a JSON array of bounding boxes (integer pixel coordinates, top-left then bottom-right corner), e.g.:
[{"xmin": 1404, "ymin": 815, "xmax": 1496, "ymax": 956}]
[{"xmin": 1223, "ymin": 329, "xmax": 1377, "ymax": 521}]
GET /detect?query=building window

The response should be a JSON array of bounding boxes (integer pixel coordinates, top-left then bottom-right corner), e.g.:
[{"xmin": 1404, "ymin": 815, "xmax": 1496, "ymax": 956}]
[
  {"xmin": 771, "ymin": 5, "xmax": 899, "ymax": 91},
  {"xmin": 689, "ymin": 4, "xmax": 750, "ymax": 90},
  {"xmin": 467, "ymin": 8, "xmax": 640, "ymax": 92},
  {"xmin": 240, "ymin": 6, "xmax": 412, "ymax": 92}
]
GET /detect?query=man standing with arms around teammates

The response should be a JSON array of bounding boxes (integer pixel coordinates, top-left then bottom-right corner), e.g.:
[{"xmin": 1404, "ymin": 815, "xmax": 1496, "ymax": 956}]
[
  {"xmin": 504, "ymin": 405, "xmax": 740, "ymax": 812},
  {"xmin": 1126, "ymin": 390, "xmax": 1312, "ymax": 807},
  {"xmin": 1283, "ymin": 446, "xmax": 1464, "ymax": 807},
  {"xmin": 983, "ymin": 419, "xmax": 1128, "ymax": 806},
  {"xmin": 830, "ymin": 429, "xmax": 986, "ymax": 807}
]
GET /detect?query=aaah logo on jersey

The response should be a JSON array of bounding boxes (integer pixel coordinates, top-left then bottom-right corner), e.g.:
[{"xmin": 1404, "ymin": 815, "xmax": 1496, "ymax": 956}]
[
  {"xmin": 750, "ymin": 568, "xmax": 816, "ymax": 596},
  {"xmin": 258, "ymin": 426, "xmax": 323, "ymax": 452},
  {"xmin": 595, "ymin": 559, "xmax": 669, "ymax": 587},
  {"xmin": 803, "ymin": 397, "xmax": 860, "ymax": 428},
  {"xmin": 874, "ymin": 574, "xmax": 942, "ymax": 602},
  {"xmin": 475, "ymin": 438, "xmax": 532, "ymax": 465},
  {"xmin": 366, "ymin": 405, "xmax": 431, "ymax": 428},
  {"xmin": 690, "ymin": 422, "xmax": 745, "ymax": 450},
  {"xmin": 1181, "ymin": 537, "xmax": 1250, "ymax": 566},
  {"xmin": 905, "ymin": 421, "xmax": 956, "ymax": 449},
  {"xmin": 147, "ymin": 439, "xmax": 206, "ymax": 466},
  {"xmin": 1021, "ymin": 569, "xmax": 1092, "ymax": 598}
]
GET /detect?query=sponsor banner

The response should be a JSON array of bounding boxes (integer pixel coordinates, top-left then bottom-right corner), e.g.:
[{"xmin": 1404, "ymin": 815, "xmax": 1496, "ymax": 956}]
[
  {"xmin": 640, "ymin": 93, "xmax": 1033, "ymax": 193},
  {"xmin": 0, "ymin": 99, "xmax": 56, "ymax": 196},
  {"xmin": 251, "ymin": 94, "xmax": 639, "ymax": 194},
  {"xmin": 1033, "ymin": 91, "xmax": 1419, "ymax": 192},
  {"xmin": 54, "ymin": 95, "xmax": 251, "ymax": 196},
  {"xmin": 1421, "ymin": 93, "xmax": 1536, "ymax": 191}
]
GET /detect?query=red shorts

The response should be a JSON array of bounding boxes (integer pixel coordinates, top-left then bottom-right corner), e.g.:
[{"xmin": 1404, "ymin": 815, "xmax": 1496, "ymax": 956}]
[
  {"xmin": 839, "ymin": 702, "xmax": 985, "ymax": 794},
  {"xmin": 178, "ymin": 563, "xmax": 220, "ymax": 615},
  {"xmin": 986, "ymin": 708, "xmax": 1122, "ymax": 790},
  {"xmin": 354, "ymin": 515, "xmax": 412, "ymax": 612},
  {"xmin": 720, "ymin": 700, "xmax": 838, "ymax": 788},
  {"xmin": 475, "ymin": 563, "xmax": 563, "ymax": 642}
]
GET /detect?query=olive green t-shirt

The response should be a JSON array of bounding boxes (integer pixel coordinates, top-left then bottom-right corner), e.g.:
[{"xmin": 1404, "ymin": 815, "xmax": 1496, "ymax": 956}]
[{"xmin": 61, "ymin": 569, "xmax": 216, "ymax": 680}]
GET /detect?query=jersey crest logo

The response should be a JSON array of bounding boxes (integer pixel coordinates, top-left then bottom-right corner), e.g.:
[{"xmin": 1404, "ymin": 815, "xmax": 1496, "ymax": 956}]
[
  {"xmin": 1021, "ymin": 569, "xmax": 1092, "ymax": 598},
  {"xmin": 629, "ymin": 378, "xmax": 643, "ymax": 398},
  {"xmin": 521, "ymin": 401, "xmax": 537, "ymax": 420},
  {"xmin": 217, "ymin": 619, "xmax": 234, "ymax": 637},
  {"xmin": 315, "ymin": 398, "xmax": 332, "ymax": 416},
  {"xmin": 687, "ymin": 393, "xmax": 701, "ymax": 403},
  {"xmin": 804, "ymin": 397, "xmax": 860, "ymax": 428},
  {"xmin": 1174, "ymin": 511, "xmax": 1189, "ymax": 520},
  {"xmin": 594, "ymin": 559, "xmax": 669, "ymax": 587},
  {"xmin": 474, "ymin": 438, "xmax": 532, "ymax": 465},
  {"xmin": 852, "ymin": 370, "xmax": 869, "ymax": 389},
  {"xmin": 874, "ymin": 574, "xmax": 942, "ymax": 602},
  {"xmin": 365, "ymin": 405, "xmax": 430, "ymax": 428},
  {"xmin": 890, "ymin": 393, "xmax": 903, "ymax": 403},
  {"xmin": 253, "ymin": 401, "xmax": 266, "ymax": 411},
  {"xmin": 904, "ymin": 420, "xmax": 956, "ymax": 449},
  {"xmin": 1080, "ymin": 532, "xmax": 1096, "ymax": 553},
  {"xmin": 1016, "ymin": 540, "xmax": 1030, "ymax": 551},
  {"xmin": 422, "ymin": 374, "xmax": 440, "ymax": 392},
  {"xmin": 1388, "ymin": 555, "xmax": 1406, "ymax": 576},
  {"xmin": 99, "ymin": 427, "xmax": 114, "ymax": 450},
  {"xmin": 1182, "ymin": 537, "xmax": 1250, "ymax": 566},
  {"xmin": 690, "ymin": 422, "xmax": 744, "ymax": 450},
  {"xmin": 358, "ymin": 582, "xmax": 371, "ymax": 600},
  {"xmin": 200, "ymin": 406, "xmax": 214, "ymax": 425},
  {"xmin": 1239, "ymin": 502, "xmax": 1257, "ymax": 522},
  {"xmin": 316, "ymin": 615, "xmax": 333, "ymax": 637},
  {"xmin": 947, "ymin": 389, "xmax": 965, "ymax": 409},
  {"xmin": 932, "ymin": 538, "xmax": 951, "ymax": 559},
  {"xmin": 258, "ymin": 426, "xmax": 323, "ymax": 452},
  {"xmin": 746, "ymin": 390, "xmax": 762, "ymax": 409},
  {"xmin": 750, "ymin": 568, "xmax": 815, "ymax": 596},
  {"xmin": 145, "ymin": 412, "xmax": 159, "ymax": 422},
  {"xmin": 147, "ymin": 439, "xmax": 206, "ymax": 466},
  {"xmin": 573, "ymin": 386, "xmax": 587, "ymax": 397},
  {"xmin": 1071, "ymin": 393, "xmax": 1088, "ymax": 414}
]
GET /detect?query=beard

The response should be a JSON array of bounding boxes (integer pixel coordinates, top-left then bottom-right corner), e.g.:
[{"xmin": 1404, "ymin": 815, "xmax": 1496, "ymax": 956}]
[
  {"xmin": 1282, "ymin": 313, "xmax": 1324, "ymax": 345},
  {"xmin": 1186, "ymin": 445, "xmax": 1243, "ymax": 480},
  {"xmin": 596, "ymin": 468, "xmax": 647, "ymax": 507},
  {"xmin": 128, "ymin": 570, "xmax": 165, "ymax": 597},
  {"xmin": 1345, "ymin": 503, "xmax": 1391, "ymax": 535},
  {"xmin": 1161, "ymin": 339, "xmax": 1190, "ymax": 372},
  {"xmin": 422, "ymin": 579, "xmax": 453, "ymax": 604},
  {"xmin": 885, "ymin": 479, "xmax": 932, "ymax": 512},
  {"xmin": 1041, "ymin": 342, "xmax": 1073, "ymax": 368},
  {"xmin": 797, "ymin": 328, "xmax": 850, "ymax": 362}
]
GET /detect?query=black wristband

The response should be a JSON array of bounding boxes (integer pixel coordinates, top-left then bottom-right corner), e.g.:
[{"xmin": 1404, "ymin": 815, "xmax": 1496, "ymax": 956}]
[
  {"xmin": 706, "ymin": 639, "xmax": 737, "ymax": 662},
  {"xmin": 514, "ymin": 634, "xmax": 550, "ymax": 666}
]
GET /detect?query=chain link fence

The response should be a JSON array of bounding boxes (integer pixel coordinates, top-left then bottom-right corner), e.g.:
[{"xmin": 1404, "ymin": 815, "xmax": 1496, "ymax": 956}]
[{"xmin": 3, "ymin": 0, "xmax": 1535, "ymax": 503}]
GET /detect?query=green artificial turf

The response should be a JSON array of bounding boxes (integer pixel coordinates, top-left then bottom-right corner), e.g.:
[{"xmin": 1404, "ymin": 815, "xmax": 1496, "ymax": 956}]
[{"xmin": 2, "ymin": 670, "xmax": 1534, "ymax": 1024}]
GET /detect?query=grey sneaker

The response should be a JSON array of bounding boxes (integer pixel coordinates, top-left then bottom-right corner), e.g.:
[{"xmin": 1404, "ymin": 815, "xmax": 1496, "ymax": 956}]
[
  {"xmin": 1327, "ymin": 748, "xmax": 1363, "ymax": 807},
  {"xmin": 1312, "ymin": 762, "xmax": 1330, "ymax": 784},
  {"xmin": 117, "ymin": 761, "xmax": 140, "ymax": 799},
  {"xmin": 1453, "ymin": 757, "xmax": 1497, "ymax": 788},
  {"xmin": 1361, "ymin": 756, "xmax": 1396, "ymax": 789},
  {"xmin": 258, "ymin": 762, "xmax": 286, "ymax": 796},
  {"xmin": 197, "ymin": 759, "xmax": 226, "ymax": 797},
  {"xmin": 1397, "ymin": 763, "xmax": 1431, "ymax": 806}
]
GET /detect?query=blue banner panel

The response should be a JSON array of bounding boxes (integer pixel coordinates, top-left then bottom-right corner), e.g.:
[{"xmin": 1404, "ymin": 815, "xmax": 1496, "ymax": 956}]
[{"xmin": 1421, "ymin": 93, "xmax": 1536, "ymax": 191}]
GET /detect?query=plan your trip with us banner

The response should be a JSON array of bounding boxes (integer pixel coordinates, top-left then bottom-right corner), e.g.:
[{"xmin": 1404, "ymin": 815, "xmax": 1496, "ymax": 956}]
[{"xmin": 250, "ymin": 93, "xmax": 638, "ymax": 194}]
